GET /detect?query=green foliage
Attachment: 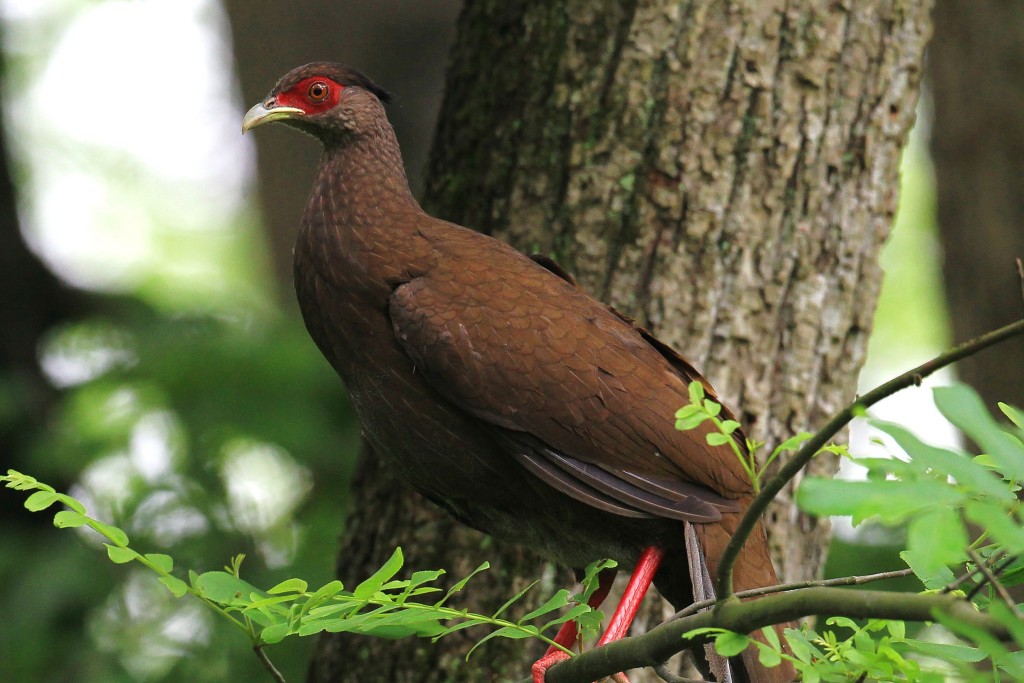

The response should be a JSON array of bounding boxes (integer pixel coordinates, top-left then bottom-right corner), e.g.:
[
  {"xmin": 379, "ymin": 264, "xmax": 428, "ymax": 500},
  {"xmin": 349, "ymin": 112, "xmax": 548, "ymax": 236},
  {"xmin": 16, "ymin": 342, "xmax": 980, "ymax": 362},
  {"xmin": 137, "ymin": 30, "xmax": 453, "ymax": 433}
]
[
  {"xmin": 799, "ymin": 385, "xmax": 1023, "ymax": 583},
  {"xmin": 3, "ymin": 470, "xmax": 607, "ymax": 681},
  {"xmin": 795, "ymin": 384, "xmax": 1024, "ymax": 679},
  {"xmin": 675, "ymin": 381, "xmax": 848, "ymax": 492},
  {"xmin": 2, "ymin": 308, "xmax": 360, "ymax": 682}
]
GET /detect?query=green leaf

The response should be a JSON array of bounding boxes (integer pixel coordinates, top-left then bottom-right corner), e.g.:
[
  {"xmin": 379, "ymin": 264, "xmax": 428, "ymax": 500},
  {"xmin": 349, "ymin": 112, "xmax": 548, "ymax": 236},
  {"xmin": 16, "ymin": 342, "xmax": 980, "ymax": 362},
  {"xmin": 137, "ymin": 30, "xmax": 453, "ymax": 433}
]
[
  {"xmin": 872, "ymin": 419, "xmax": 1013, "ymax": 500},
  {"xmin": 688, "ymin": 381, "xmax": 705, "ymax": 405},
  {"xmin": 159, "ymin": 575, "xmax": 189, "ymax": 598},
  {"xmin": 906, "ymin": 507, "xmax": 968, "ymax": 577},
  {"xmin": 997, "ymin": 651, "xmax": 1024, "ymax": 679},
  {"xmin": 145, "ymin": 553, "xmax": 174, "ymax": 573},
  {"xmin": 771, "ymin": 432, "xmax": 813, "ymax": 457},
  {"xmin": 24, "ymin": 491, "xmax": 60, "ymax": 511},
  {"xmin": 260, "ymin": 623, "xmax": 291, "ymax": 645},
  {"xmin": 194, "ymin": 571, "xmax": 262, "ymax": 605},
  {"xmin": 409, "ymin": 569, "xmax": 444, "ymax": 586},
  {"xmin": 999, "ymin": 558, "xmax": 1024, "ymax": 588},
  {"xmin": 934, "ymin": 385, "xmax": 1024, "ymax": 481},
  {"xmin": 540, "ymin": 603, "xmax": 591, "ymax": 632},
  {"xmin": 675, "ymin": 414, "xmax": 708, "ymax": 431},
  {"xmin": 53, "ymin": 510, "xmax": 87, "ymax": 528},
  {"xmin": 244, "ymin": 594, "xmax": 302, "ymax": 612},
  {"xmin": 932, "ymin": 607, "xmax": 1012, "ymax": 661},
  {"xmin": 824, "ymin": 616, "xmax": 859, "ymax": 630},
  {"xmin": 885, "ymin": 619, "xmax": 906, "ymax": 641},
  {"xmin": 999, "ymin": 403, "xmax": 1024, "ymax": 431},
  {"xmin": 518, "ymin": 589, "xmax": 571, "ymax": 623},
  {"xmin": 964, "ymin": 500, "xmax": 1024, "ymax": 552},
  {"xmin": 784, "ymin": 631, "xmax": 813, "ymax": 663},
  {"xmin": 353, "ymin": 548, "xmax": 404, "ymax": 599},
  {"xmin": 268, "ymin": 578, "xmax": 309, "ymax": 595},
  {"xmin": 706, "ymin": 432, "xmax": 732, "ymax": 447},
  {"xmin": 758, "ymin": 644, "xmax": 782, "ymax": 667},
  {"xmin": 719, "ymin": 419, "xmax": 741, "ymax": 435},
  {"xmin": 54, "ymin": 493, "xmax": 86, "ymax": 514},
  {"xmin": 577, "ymin": 558, "xmax": 616, "ymax": 604},
  {"xmin": 714, "ymin": 631, "xmax": 752, "ymax": 657},
  {"xmin": 105, "ymin": 544, "xmax": 138, "ymax": 564},
  {"xmin": 760, "ymin": 626, "xmax": 780, "ymax": 650},
  {"xmin": 90, "ymin": 519, "xmax": 129, "ymax": 547},
  {"xmin": 899, "ymin": 550, "xmax": 956, "ymax": 589},
  {"xmin": 298, "ymin": 579, "xmax": 345, "ymax": 618},
  {"xmin": 702, "ymin": 399, "xmax": 722, "ymax": 417},
  {"xmin": 438, "ymin": 562, "xmax": 489, "ymax": 605},
  {"xmin": 797, "ymin": 478, "xmax": 964, "ymax": 525},
  {"xmin": 675, "ymin": 404, "xmax": 701, "ymax": 419}
]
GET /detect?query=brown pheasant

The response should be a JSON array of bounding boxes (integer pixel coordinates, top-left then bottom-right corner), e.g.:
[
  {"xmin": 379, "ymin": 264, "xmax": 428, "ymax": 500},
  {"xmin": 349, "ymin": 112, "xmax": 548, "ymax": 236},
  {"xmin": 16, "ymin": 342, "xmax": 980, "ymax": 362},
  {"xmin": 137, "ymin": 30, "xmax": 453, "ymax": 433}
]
[{"xmin": 243, "ymin": 62, "xmax": 794, "ymax": 683}]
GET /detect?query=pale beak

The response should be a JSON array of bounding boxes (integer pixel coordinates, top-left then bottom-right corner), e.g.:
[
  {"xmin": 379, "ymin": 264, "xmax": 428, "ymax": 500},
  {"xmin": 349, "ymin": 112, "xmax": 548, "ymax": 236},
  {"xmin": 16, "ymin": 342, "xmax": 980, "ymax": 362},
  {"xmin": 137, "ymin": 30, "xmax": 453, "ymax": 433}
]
[{"xmin": 242, "ymin": 101, "xmax": 305, "ymax": 133}]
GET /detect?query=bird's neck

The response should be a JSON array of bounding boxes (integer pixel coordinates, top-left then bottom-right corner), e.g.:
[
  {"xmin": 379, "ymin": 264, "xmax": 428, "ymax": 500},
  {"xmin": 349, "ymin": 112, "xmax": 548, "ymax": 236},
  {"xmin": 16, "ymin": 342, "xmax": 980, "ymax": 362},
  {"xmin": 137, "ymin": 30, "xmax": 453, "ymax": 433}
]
[
  {"xmin": 316, "ymin": 125, "xmax": 421, "ymax": 219},
  {"xmin": 296, "ymin": 126, "xmax": 431, "ymax": 300}
]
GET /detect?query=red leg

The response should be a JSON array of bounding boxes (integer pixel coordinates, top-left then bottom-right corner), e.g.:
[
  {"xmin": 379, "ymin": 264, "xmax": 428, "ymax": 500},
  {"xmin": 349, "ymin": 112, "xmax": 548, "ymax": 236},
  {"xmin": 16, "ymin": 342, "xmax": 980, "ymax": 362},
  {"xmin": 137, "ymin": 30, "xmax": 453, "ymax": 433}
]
[
  {"xmin": 597, "ymin": 546, "xmax": 665, "ymax": 646},
  {"xmin": 533, "ymin": 548, "xmax": 665, "ymax": 682},
  {"xmin": 532, "ymin": 567, "xmax": 616, "ymax": 683}
]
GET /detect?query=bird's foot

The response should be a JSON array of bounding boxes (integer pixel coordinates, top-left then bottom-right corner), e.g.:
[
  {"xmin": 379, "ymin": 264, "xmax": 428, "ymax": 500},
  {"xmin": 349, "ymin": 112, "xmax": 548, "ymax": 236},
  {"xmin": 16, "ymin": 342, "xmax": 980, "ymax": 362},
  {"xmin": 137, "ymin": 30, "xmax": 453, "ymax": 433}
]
[
  {"xmin": 531, "ymin": 650, "xmax": 632, "ymax": 683},
  {"xmin": 531, "ymin": 650, "xmax": 570, "ymax": 683}
]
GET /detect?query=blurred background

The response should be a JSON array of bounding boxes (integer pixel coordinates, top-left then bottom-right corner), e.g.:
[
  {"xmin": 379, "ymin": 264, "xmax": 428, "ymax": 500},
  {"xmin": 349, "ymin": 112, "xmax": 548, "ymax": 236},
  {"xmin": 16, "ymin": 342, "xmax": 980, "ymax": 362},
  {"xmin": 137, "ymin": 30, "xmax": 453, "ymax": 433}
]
[{"xmin": 0, "ymin": 1, "xmax": 1020, "ymax": 682}]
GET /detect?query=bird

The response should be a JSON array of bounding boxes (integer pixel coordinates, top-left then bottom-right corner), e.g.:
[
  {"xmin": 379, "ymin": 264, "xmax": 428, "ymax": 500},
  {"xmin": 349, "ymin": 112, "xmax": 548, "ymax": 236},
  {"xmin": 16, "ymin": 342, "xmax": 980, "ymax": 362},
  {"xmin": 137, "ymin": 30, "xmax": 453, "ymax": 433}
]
[{"xmin": 243, "ymin": 62, "xmax": 795, "ymax": 683}]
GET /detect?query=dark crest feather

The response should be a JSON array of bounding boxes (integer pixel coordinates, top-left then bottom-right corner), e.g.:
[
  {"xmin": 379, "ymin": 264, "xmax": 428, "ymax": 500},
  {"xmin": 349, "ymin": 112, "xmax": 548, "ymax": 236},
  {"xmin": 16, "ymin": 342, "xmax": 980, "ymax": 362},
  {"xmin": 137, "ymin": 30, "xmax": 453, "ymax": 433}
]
[{"xmin": 274, "ymin": 62, "xmax": 391, "ymax": 104}]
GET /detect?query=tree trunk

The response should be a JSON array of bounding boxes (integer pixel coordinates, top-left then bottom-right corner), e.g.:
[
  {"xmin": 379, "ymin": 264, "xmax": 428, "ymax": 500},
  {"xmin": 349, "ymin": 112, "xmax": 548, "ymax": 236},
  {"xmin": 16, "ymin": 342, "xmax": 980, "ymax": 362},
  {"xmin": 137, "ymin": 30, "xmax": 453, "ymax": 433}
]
[
  {"xmin": 929, "ymin": 0, "xmax": 1024, "ymax": 412},
  {"xmin": 308, "ymin": 1, "xmax": 932, "ymax": 681}
]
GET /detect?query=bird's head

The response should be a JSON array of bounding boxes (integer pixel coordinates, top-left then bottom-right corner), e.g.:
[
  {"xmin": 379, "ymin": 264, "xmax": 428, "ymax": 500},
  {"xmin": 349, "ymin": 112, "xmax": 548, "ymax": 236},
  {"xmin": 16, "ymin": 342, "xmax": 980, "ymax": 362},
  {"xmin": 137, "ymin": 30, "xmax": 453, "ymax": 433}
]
[{"xmin": 242, "ymin": 62, "xmax": 391, "ymax": 143}]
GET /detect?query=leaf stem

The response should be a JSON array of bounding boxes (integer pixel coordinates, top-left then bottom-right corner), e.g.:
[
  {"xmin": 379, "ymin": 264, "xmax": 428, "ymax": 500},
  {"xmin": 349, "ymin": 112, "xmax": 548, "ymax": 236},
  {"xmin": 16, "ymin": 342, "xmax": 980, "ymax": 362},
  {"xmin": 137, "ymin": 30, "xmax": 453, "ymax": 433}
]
[{"xmin": 254, "ymin": 644, "xmax": 287, "ymax": 683}]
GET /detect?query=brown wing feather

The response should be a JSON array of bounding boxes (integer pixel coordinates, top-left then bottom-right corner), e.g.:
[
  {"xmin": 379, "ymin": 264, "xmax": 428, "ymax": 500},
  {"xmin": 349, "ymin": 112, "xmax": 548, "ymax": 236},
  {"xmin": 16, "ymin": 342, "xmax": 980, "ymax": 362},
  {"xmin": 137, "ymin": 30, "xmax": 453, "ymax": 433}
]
[{"xmin": 389, "ymin": 224, "xmax": 752, "ymax": 514}]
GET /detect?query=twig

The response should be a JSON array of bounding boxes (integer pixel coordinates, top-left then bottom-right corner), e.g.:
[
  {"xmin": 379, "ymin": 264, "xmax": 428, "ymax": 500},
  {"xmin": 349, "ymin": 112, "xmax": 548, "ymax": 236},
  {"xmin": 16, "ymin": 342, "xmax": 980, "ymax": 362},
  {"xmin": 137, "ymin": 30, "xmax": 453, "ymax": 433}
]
[
  {"xmin": 714, "ymin": 318, "xmax": 1024, "ymax": 599},
  {"xmin": 1016, "ymin": 258, "xmax": 1024, "ymax": 309},
  {"xmin": 966, "ymin": 549, "xmax": 1021, "ymax": 619},
  {"xmin": 254, "ymin": 644, "xmax": 287, "ymax": 683},
  {"xmin": 944, "ymin": 549, "xmax": 1006, "ymax": 594},
  {"xmin": 671, "ymin": 567, "xmax": 914, "ymax": 621},
  {"xmin": 964, "ymin": 552, "xmax": 1019, "ymax": 601},
  {"xmin": 653, "ymin": 662, "xmax": 702, "ymax": 683}
]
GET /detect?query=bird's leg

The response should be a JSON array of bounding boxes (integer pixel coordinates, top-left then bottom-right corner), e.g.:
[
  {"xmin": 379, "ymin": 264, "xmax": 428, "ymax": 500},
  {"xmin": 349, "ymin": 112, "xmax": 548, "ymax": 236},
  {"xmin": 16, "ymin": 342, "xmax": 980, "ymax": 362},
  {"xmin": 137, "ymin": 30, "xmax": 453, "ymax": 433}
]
[
  {"xmin": 532, "ymin": 547, "xmax": 665, "ymax": 682},
  {"xmin": 597, "ymin": 546, "xmax": 665, "ymax": 646},
  {"xmin": 531, "ymin": 566, "xmax": 616, "ymax": 683}
]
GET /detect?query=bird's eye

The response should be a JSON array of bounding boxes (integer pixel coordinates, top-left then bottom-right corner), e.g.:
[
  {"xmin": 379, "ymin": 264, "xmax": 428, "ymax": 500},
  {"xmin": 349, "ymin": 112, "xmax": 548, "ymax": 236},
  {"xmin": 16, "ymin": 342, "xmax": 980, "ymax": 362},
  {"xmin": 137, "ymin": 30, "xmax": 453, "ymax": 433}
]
[{"xmin": 307, "ymin": 81, "xmax": 329, "ymax": 101}]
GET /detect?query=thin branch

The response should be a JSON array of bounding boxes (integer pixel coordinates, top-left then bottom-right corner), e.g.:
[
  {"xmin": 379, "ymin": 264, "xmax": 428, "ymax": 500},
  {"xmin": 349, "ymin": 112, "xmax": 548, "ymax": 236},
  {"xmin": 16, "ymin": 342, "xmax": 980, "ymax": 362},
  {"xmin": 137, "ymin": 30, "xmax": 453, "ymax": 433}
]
[
  {"xmin": 254, "ymin": 645, "xmax": 287, "ymax": 683},
  {"xmin": 966, "ymin": 549, "xmax": 1021, "ymax": 619},
  {"xmin": 1016, "ymin": 257, "xmax": 1023, "ymax": 309},
  {"xmin": 945, "ymin": 550, "xmax": 1006, "ymax": 594},
  {"xmin": 653, "ymin": 662, "xmax": 702, "ymax": 683},
  {"xmin": 671, "ymin": 567, "xmax": 914, "ymax": 621},
  {"xmin": 544, "ymin": 588, "xmax": 1010, "ymax": 683},
  {"xmin": 714, "ymin": 318, "xmax": 1024, "ymax": 598}
]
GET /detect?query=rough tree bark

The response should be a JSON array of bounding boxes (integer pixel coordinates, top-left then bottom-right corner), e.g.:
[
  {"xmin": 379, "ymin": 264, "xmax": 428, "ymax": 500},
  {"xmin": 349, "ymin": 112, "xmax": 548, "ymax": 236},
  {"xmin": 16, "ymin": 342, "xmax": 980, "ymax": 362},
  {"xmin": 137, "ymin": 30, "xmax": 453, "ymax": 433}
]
[
  {"xmin": 308, "ymin": 1, "xmax": 932, "ymax": 681},
  {"xmin": 929, "ymin": 0, "xmax": 1024, "ymax": 412}
]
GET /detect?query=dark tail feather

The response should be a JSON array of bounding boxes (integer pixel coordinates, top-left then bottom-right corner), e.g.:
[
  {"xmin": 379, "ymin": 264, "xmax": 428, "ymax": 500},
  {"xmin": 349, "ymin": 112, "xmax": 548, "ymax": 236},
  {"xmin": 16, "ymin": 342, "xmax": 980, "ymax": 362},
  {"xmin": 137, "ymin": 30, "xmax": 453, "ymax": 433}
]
[
  {"xmin": 684, "ymin": 522, "xmax": 734, "ymax": 682},
  {"xmin": 695, "ymin": 513, "xmax": 797, "ymax": 683}
]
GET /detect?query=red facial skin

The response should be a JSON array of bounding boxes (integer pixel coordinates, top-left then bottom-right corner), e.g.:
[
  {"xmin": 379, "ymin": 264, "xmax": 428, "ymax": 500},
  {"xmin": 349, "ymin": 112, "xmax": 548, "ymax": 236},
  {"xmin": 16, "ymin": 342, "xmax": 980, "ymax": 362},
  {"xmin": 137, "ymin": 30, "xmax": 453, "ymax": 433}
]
[{"xmin": 275, "ymin": 76, "xmax": 344, "ymax": 115}]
